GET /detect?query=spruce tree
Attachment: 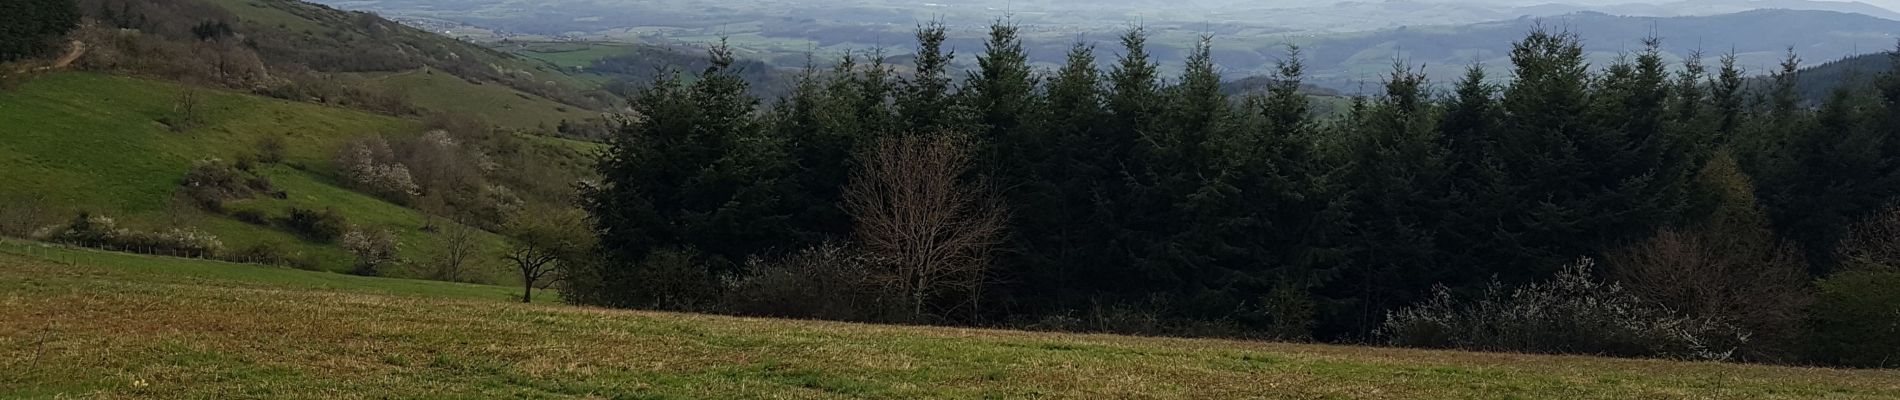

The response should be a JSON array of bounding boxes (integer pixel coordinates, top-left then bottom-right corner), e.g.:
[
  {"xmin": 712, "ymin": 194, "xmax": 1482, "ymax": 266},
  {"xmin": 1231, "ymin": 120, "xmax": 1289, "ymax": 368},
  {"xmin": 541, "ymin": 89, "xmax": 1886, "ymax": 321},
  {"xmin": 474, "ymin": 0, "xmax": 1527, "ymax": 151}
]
[
  {"xmin": 898, "ymin": 21, "xmax": 961, "ymax": 135},
  {"xmin": 1327, "ymin": 61, "xmax": 1453, "ymax": 339},
  {"xmin": 1489, "ymin": 29, "xmax": 1686, "ymax": 282},
  {"xmin": 1002, "ymin": 42, "xmax": 1108, "ymax": 313},
  {"xmin": 586, "ymin": 42, "xmax": 800, "ymax": 308},
  {"xmin": 1212, "ymin": 46, "xmax": 1345, "ymax": 337}
]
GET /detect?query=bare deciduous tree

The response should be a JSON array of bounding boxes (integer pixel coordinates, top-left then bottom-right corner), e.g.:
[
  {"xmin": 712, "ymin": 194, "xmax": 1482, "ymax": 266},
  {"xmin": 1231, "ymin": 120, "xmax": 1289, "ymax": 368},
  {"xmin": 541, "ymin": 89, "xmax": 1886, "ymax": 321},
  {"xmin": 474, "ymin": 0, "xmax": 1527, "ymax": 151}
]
[
  {"xmin": 431, "ymin": 221, "xmax": 480, "ymax": 282},
  {"xmin": 0, "ymin": 194, "xmax": 51, "ymax": 238},
  {"xmin": 843, "ymin": 133, "xmax": 1007, "ymax": 320},
  {"xmin": 504, "ymin": 208, "xmax": 590, "ymax": 303},
  {"xmin": 1605, "ymin": 154, "xmax": 1812, "ymax": 361}
]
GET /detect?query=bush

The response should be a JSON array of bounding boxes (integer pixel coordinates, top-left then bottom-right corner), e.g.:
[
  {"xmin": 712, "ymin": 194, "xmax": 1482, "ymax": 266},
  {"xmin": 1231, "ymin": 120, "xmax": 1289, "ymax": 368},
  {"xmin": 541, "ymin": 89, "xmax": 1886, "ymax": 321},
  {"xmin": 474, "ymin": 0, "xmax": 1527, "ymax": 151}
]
[
  {"xmin": 1605, "ymin": 227, "xmax": 1812, "ymax": 361},
  {"xmin": 0, "ymin": 194, "xmax": 54, "ymax": 239},
  {"xmin": 282, "ymin": 207, "xmax": 346, "ymax": 242},
  {"xmin": 334, "ymin": 136, "xmax": 420, "ymax": 203},
  {"xmin": 1379, "ymin": 258, "xmax": 1747, "ymax": 361},
  {"xmin": 181, "ymin": 158, "xmax": 275, "ymax": 212},
  {"xmin": 230, "ymin": 208, "xmax": 270, "ymax": 225},
  {"xmin": 257, "ymin": 135, "xmax": 287, "ymax": 164},
  {"xmin": 226, "ymin": 241, "xmax": 290, "ymax": 266},
  {"xmin": 721, "ymin": 243, "xmax": 907, "ymax": 322},
  {"xmin": 54, "ymin": 213, "xmax": 224, "ymax": 258},
  {"xmin": 341, "ymin": 228, "xmax": 399, "ymax": 276},
  {"xmin": 1807, "ymin": 271, "xmax": 1900, "ymax": 368}
]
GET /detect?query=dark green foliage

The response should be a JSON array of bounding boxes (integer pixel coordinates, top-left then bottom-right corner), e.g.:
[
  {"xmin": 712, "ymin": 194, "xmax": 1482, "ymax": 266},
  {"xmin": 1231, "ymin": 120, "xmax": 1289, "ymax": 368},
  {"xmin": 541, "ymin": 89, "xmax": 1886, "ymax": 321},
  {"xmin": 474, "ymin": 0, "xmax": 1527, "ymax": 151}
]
[
  {"xmin": 584, "ymin": 41, "xmax": 803, "ymax": 309},
  {"xmin": 993, "ymin": 41, "xmax": 1105, "ymax": 315},
  {"xmin": 1324, "ymin": 61, "xmax": 1456, "ymax": 340},
  {"xmin": 896, "ymin": 21, "xmax": 962, "ymax": 135},
  {"xmin": 1806, "ymin": 271, "xmax": 1900, "ymax": 368},
  {"xmin": 572, "ymin": 21, "xmax": 1900, "ymax": 362},
  {"xmin": 1747, "ymin": 48, "xmax": 1900, "ymax": 272},
  {"xmin": 0, "ymin": 0, "xmax": 79, "ymax": 62},
  {"xmin": 282, "ymin": 207, "xmax": 347, "ymax": 243}
]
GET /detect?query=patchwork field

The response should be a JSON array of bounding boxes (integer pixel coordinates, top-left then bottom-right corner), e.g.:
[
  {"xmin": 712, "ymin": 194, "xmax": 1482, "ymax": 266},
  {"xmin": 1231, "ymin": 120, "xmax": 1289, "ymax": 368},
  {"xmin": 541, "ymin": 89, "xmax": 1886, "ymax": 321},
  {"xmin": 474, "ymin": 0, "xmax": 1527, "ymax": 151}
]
[{"xmin": 1, "ymin": 240, "xmax": 1896, "ymax": 399}]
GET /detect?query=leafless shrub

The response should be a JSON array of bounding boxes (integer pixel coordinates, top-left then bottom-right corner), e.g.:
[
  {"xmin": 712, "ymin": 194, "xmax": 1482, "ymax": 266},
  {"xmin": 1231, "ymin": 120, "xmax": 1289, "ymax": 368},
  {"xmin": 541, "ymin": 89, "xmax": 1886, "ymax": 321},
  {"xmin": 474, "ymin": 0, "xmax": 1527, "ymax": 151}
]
[
  {"xmin": 722, "ymin": 242, "xmax": 908, "ymax": 322},
  {"xmin": 1837, "ymin": 205, "xmax": 1900, "ymax": 273}
]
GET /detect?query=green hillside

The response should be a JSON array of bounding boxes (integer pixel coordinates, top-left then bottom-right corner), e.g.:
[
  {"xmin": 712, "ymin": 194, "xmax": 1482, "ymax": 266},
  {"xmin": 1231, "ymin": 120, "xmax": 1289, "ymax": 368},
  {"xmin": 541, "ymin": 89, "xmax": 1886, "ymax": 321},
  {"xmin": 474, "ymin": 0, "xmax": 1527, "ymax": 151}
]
[
  {"xmin": 0, "ymin": 72, "xmax": 517, "ymax": 281},
  {"xmin": 369, "ymin": 68, "xmax": 598, "ymax": 130},
  {"xmin": 188, "ymin": 0, "xmax": 613, "ymax": 130},
  {"xmin": 3, "ymin": 242, "xmax": 1897, "ymax": 398}
]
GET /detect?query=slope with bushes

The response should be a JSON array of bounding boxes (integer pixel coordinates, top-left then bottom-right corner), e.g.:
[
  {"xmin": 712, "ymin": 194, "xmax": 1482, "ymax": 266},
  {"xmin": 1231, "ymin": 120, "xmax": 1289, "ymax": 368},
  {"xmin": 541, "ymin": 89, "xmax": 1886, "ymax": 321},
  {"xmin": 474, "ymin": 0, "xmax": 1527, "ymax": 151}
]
[{"xmin": 0, "ymin": 72, "xmax": 520, "ymax": 280}]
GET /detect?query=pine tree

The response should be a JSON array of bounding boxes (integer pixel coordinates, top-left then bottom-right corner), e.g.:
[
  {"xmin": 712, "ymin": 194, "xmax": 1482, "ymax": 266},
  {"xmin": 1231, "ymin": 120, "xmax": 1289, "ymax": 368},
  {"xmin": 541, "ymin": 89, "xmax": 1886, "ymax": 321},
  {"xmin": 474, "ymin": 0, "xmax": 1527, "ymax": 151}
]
[
  {"xmin": 1144, "ymin": 35, "xmax": 1237, "ymax": 317},
  {"xmin": 898, "ymin": 21, "xmax": 962, "ymax": 135},
  {"xmin": 585, "ymin": 42, "xmax": 801, "ymax": 308},
  {"xmin": 1710, "ymin": 52, "xmax": 1747, "ymax": 144},
  {"xmin": 1326, "ymin": 60, "xmax": 1453, "ymax": 339},
  {"xmin": 1087, "ymin": 26, "xmax": 1170, "ymax": 301},
  {"xmin": 774, "ymin": 62, "xmax": 857, "ymax": 242},
  {"xmin": 1000, "ymin": 42, "xmax": 1108, "ymax": 313},
  {"xmin": 1211, "ymin": 45, "xmax": 1345, "ymax": 336},
  {"xmin": 1488, "ymin": 29, "xmax": 1686, "ymax": 282}
]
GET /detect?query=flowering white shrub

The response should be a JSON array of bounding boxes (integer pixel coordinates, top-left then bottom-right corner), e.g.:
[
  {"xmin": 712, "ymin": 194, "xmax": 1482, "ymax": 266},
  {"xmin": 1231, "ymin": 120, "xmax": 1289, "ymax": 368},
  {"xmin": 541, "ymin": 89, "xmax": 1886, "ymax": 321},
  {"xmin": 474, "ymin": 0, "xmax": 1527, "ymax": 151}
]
[
  {"xmin": 56, "ymin": 214, "xmax": 225, "ymax": 258},
  {"xmin": 342, "ymin": 228, "xmax": 400, "ymax": 276},
  {"xmin": 1379, "ymin": 258, "xmax": 1747, "ymax": 361},
  {"xmin": 335, "ymin": 136, "xmax": 421, "ymax": 201}
]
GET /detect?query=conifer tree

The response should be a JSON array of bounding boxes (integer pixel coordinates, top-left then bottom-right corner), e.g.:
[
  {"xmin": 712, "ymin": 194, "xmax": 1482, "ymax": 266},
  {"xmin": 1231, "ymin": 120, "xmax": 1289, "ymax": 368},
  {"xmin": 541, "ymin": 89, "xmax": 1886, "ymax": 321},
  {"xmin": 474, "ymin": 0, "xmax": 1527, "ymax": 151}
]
[
  {"xmin": 1710, "ymin": 53, "xmax": 1747, "ymax": 143},
  {"xmin": 1327, "ymin": 61, "xmax": 1453, "ymax": 339},
  {"xmin": 585, "ymin": 42, "xmax": 800, "ymax": 308},
  {"xmin": 1489, "ymin": 29, "xmax": 1685, "ymax": 281},
  {"xmin": 1211, "ymin": 46, "xmax": 1345, "ymax": 335},
  {"xmin": 898, "ymin": 21, "xmax": 962, "ymax": 135},
  {"xmin": 1000, "ymin": 42, "xmax": 1108, "ymax": 313}
]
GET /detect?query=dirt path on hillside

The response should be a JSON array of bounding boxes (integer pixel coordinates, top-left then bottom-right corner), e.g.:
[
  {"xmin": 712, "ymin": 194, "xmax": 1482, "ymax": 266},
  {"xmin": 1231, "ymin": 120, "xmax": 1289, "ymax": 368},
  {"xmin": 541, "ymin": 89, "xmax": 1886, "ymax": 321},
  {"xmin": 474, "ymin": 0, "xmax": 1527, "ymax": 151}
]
[
  {"xmin": 11, "ymin": 40, "xmax": 86, "ymax": 75},
  {"xmin": 50, "ymin": 40, "xmax": 86, "ymax": 69}
]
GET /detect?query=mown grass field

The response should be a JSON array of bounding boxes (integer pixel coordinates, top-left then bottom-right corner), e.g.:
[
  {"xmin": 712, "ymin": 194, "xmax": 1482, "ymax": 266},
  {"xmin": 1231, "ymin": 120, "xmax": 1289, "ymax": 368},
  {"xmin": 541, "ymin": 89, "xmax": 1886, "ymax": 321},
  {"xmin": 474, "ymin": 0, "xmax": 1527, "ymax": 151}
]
[
  {"xmin": 2, "ymin": 240, "xmax": 1896, "ymax": 399},
  {"xmin": 0, "ymin": 72, "xmax": 523, "ymax": 280}
]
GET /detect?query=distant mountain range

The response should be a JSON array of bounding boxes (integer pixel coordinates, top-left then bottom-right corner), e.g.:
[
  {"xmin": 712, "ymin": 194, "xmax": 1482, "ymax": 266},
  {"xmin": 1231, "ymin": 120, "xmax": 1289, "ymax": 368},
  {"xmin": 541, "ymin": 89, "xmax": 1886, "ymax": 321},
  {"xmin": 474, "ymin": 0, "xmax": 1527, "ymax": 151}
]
[
  {"xmin": 1510, "ymin": 0, "xmax": 1900, "ymax": 20},
  {"xmin": 1283, "ymin": 9, "xmax": 1900, "ymax": 92}
]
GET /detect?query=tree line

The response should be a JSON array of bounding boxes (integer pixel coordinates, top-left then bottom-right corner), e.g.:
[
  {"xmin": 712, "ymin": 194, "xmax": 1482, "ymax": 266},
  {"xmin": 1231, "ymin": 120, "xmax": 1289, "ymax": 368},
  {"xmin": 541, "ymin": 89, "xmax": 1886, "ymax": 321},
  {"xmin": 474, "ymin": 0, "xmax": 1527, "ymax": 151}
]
[{"xmin": 567, "ymin": 22, "xmax": 1899, "ymax": 366}]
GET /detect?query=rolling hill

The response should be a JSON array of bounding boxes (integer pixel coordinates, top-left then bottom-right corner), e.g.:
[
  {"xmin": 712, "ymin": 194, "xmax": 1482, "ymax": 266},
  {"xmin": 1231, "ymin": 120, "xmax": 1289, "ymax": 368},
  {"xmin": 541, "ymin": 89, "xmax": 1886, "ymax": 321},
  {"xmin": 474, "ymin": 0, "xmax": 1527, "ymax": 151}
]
[
  {"xmin": 0, "ymin": 72, "xmax": 519, "ymax": 280},
  {"xmin": 1291, "ymin": 9, "xmax": 1900, "ymax": 91},
  {"xmin": 0, "ymin": 0, "xmax": 609, "ymax": 285}
]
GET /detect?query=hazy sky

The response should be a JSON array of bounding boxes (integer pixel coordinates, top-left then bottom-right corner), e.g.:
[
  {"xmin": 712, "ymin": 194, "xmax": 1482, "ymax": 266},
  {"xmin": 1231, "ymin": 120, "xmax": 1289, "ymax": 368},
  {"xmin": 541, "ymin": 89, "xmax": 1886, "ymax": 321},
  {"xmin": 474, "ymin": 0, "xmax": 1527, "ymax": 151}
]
[{"xmin": 1530, "ymin": 0, "xmax": 1899, "ymax": 12}]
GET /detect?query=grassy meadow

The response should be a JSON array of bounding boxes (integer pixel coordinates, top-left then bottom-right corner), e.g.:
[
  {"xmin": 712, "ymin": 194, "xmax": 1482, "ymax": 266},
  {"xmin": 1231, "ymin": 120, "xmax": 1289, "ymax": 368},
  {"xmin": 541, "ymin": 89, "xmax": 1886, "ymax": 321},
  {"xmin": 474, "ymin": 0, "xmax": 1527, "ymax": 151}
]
[
  {"xmin": 370, "ymin": 69, "xmax": 599, "ymax": 131},
  {"xmin": 2, "ymin": 240, "xmax": 1897, "ymax": 399}
]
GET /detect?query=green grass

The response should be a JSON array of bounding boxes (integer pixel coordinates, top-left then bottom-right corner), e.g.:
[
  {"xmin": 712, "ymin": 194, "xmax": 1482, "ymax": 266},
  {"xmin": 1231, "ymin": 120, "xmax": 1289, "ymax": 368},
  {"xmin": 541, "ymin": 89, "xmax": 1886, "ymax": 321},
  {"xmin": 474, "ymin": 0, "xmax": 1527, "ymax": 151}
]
[
  {"xmin": 370, "ymin": 69, "xmax": 597, "ymax": 131},
  {"xmin": 2, "ymin": 241, "xmax": 1897, "ymax": 399},
  {"xmin": 0, "ymin": 239, "xmax": 533, "ymax": 303},
  {"xmin": 0, "ymin": 72, "xmax": 516, "ymax": 281},
  {"xmin": 0, "ymin": 72, "xmax": 411, "ymax": 213}
]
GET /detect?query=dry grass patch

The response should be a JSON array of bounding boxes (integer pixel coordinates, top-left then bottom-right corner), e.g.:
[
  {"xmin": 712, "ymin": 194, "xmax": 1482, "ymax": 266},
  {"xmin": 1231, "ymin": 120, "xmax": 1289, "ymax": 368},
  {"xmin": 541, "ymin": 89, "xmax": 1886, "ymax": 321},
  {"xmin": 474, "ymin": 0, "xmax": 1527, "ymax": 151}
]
[{"xmin": 2, "ymin": 251, "xmax": 1898, "ymax": 398}]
